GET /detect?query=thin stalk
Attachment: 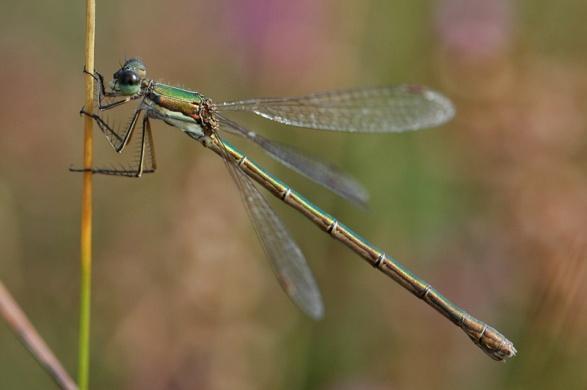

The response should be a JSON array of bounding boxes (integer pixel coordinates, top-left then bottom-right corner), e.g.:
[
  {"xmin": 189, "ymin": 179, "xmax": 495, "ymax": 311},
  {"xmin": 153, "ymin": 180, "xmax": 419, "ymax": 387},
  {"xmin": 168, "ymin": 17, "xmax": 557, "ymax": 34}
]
[
  {"xmin": 78, "ymin": 0, "xmax": 95, "ymax": 389},
  {"xmin": 0, "ymin": 281, "xmax": 77, "ymax": 390}
]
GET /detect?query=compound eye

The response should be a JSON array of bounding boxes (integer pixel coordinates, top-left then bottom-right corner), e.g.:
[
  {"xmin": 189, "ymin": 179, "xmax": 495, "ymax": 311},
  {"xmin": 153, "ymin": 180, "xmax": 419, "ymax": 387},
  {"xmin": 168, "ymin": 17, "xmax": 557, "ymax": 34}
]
[{"xmin": 119, "ymin": 70, "xmax": 140, "ymax": 86}]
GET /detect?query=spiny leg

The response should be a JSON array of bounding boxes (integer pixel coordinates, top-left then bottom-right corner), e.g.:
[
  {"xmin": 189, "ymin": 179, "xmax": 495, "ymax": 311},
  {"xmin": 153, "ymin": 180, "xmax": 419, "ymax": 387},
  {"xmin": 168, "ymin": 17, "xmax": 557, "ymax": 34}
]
[
  {"xmin": 79, "ymin": 107, "xmax": 141, "ymax": 152},
  {"xmin": 144, "ymin": 116, "xmax": 158, "ymax": 172},
  {"xmin": 72, "ymin": 112, "xmax": 156, "ymax": 177},
  {"xmin": 107, "ymin": 116, "xmax": 158, "ymax": 177},
  {"xmin": 132, "ymin": 116, "xmax": 150, "ymax": 177},
  {"xmin": 98, "ymin": 94, "xmax": 142, "ymax": 111},
  {"xmin": 118, "ymin": 108, "xmax": 142, "ymax": 152}
]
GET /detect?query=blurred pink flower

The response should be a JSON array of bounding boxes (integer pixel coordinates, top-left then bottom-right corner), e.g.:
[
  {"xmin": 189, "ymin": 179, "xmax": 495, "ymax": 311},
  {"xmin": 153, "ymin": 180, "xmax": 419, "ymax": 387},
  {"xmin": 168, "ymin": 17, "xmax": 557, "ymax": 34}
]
[
  {"xmin": 221, "ymin": 0, "xmax": 333, "ymax": 83},
  {"xmin": 436, "ymin": 0, "xmax": 513, "ymax": 59}
]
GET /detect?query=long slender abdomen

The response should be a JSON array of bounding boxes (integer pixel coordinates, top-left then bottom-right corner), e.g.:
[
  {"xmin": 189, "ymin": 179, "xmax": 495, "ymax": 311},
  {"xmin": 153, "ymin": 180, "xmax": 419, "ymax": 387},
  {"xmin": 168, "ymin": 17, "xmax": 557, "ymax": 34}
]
[{"xmin": 210, "ymin": 137, "xmax": 516, "ymax": 361}]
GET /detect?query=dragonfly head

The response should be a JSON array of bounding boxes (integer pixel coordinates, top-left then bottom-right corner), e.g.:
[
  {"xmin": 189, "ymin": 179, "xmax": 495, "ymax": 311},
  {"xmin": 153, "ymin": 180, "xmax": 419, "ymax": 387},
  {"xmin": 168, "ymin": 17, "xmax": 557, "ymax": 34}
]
[{"xmin": 110, "ymin": 58, "xmax": 147, "ymax": 96}]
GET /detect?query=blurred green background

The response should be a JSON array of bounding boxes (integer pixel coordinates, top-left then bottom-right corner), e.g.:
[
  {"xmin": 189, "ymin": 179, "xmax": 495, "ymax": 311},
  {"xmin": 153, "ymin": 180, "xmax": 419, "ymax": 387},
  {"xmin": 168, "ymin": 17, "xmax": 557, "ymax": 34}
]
[{"xmin": 1, "ymin": 0, "xmax": 586, "ymax": 389}]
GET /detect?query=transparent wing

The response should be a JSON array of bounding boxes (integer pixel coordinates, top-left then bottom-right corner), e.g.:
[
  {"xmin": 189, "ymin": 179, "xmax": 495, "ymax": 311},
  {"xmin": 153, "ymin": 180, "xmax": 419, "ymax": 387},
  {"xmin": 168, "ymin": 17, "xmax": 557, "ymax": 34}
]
[
  {"xmin": 217, "ymin": 114, "xmax": 369, "ymax": 207},
  {"xmin": 215, "ymin": 135, "xmax": 324, "ymax": 319},
  {"xmin": 215, "ymin": 85, "xmax": 455, "ymax": 133}
]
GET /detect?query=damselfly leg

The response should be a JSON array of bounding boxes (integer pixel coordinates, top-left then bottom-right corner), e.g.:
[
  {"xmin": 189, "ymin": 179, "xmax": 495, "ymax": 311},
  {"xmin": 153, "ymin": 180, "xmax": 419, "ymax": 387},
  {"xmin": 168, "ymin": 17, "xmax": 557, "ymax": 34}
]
[{"xmin": 73, "ymin": 110, "xmax": 157, "ymax": 177}]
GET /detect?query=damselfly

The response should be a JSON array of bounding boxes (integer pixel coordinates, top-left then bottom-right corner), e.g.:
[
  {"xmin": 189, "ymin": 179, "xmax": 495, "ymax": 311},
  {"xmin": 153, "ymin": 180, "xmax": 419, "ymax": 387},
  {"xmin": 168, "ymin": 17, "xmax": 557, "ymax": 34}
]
[{"xmin": 77, "ymin": 58, "xmax": 516, "ymax": 361}]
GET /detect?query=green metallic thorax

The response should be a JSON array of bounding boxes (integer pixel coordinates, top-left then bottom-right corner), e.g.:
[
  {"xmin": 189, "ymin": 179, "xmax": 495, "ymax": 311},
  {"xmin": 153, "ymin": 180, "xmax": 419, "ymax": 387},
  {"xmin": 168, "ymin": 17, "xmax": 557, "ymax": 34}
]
[
  {"xmin": 150, "ymin": 83, "xmax": 203, "ymax": 114},
  {"xmin": 144, "ymin": 82, "xmax": 208, "ymax": 138},
  {"xmin": 151, "ymin": 82, "xmax": 205, "ymax": 103}
]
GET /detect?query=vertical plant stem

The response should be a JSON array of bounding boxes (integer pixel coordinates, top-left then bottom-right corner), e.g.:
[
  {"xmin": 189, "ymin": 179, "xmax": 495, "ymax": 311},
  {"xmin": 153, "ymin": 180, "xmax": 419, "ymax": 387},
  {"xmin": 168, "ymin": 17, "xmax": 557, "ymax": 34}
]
[{"xmin": 79, "ymin": 0, "xmax": 95, "ymax": 389}]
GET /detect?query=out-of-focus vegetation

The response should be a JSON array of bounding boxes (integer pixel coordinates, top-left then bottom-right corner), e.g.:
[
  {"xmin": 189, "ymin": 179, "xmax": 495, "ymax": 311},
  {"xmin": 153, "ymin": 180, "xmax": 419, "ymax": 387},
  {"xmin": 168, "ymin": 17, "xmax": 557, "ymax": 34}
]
[{"xmin": 1, "ymin": 0, "xmax": 586, "ymax": 389}]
